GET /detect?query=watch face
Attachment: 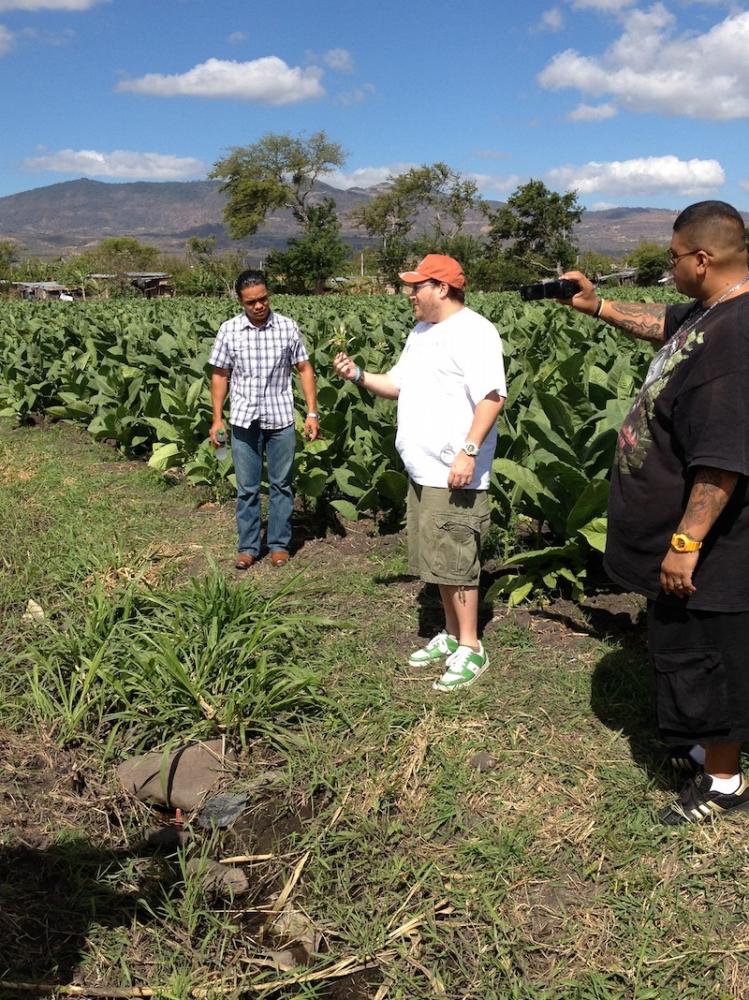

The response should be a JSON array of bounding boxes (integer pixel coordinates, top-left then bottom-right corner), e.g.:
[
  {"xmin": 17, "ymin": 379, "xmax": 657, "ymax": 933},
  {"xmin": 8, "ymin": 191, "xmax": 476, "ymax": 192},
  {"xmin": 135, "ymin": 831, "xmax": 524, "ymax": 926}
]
[
  {"xmin": 671, "ymin": 533, "xmax": 700, "ymax": 552},
  {"xmin": 463, "ymin": 442, "xmax": 478, "ymax": 456}
]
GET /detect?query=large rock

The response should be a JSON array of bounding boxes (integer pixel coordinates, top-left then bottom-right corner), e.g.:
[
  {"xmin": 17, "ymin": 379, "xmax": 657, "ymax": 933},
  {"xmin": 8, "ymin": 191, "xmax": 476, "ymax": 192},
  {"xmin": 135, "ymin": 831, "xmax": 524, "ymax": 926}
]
[{"xmin": 117, "ymin": 740, "xmax": 237, "ymax": 811}]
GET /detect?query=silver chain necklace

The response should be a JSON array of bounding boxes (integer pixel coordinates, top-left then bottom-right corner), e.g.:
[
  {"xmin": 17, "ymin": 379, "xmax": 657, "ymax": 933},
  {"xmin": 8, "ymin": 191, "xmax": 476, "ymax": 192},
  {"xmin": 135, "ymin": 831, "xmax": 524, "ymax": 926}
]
[
  {"xmin": 676, "ymin": 273, "xmax": 749, "ymax": 339},
  {"xmin": 642, "ymin": 274, "xmax": 749, "ymax": 392}
]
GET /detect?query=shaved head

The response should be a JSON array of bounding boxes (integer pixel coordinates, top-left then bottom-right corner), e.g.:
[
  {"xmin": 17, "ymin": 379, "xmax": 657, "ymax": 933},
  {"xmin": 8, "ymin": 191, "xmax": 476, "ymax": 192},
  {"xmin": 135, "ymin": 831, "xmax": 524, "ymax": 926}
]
[{"xmin": 673, "ymin": 200, "xmax": 746, "ymax": 259}]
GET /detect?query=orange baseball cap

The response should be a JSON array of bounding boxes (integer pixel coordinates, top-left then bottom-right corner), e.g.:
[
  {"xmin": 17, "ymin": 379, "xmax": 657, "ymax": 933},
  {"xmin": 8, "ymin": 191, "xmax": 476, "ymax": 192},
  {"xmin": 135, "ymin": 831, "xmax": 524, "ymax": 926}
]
[{"xmin": 399, "ymin": 254, "xmax": 465, "ymax": 289}]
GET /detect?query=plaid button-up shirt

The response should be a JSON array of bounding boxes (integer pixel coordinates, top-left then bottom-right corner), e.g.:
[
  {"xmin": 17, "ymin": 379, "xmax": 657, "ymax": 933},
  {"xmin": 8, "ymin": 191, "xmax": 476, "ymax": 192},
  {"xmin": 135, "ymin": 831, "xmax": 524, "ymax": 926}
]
[{"xmin": 208, "ymin": 310, "xmax": 310, "ymax": 429}]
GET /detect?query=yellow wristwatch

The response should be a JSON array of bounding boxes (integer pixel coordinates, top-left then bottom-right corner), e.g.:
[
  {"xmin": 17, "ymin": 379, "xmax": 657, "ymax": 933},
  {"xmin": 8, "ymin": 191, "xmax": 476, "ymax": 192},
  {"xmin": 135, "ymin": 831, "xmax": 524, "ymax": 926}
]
[{"xmin": 670, "ymin": 533, "xmax": 702, "ymax": 553}]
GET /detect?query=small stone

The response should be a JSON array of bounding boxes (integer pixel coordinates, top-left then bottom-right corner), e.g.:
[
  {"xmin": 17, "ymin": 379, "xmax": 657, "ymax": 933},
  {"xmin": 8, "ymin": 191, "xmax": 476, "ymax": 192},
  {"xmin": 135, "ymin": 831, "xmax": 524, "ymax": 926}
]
[
  {"xmin": 263, "ymin": 949, "xmax": 298, "ymax": 972},
  {"xmin": 270, "ymin": 906, "xmax": 322, "ymax": 962},
  {"xmin": 186, "ymin": 858, "xmax": 250, "ymax": 898},
  {"xmin": 469, "ymin": 751, "xmax": 498, "ymax": 773},
  {"xmin": 21, "ymin": 599, "xmax": 45, "ymax": 623},
  {"xmin": 198, "ymin": 792, "xmax": 248, "ymax": 830}
]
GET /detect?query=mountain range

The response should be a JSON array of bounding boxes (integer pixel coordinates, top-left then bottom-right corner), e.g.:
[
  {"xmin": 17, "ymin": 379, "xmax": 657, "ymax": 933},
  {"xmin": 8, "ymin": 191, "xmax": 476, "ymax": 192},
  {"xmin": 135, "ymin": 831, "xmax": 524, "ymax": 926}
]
[{"xmin": 0, "ymin": 178, "xmax": 682, "ymax": 261}]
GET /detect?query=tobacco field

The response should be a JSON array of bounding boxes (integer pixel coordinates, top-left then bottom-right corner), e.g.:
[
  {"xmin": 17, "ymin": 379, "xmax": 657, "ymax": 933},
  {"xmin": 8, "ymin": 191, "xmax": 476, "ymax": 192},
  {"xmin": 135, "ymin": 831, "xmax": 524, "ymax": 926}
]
[{"xmin": 0, "ymin": 289, "xmax": 683, "ymax": 602}]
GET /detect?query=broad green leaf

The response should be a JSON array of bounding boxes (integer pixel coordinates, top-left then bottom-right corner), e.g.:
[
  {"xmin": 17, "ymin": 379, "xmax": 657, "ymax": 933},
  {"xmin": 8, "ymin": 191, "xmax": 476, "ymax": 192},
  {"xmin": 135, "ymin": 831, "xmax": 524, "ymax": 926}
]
[
  {"xmin": 579, "ymin": 517, "xmax": 608, "ymax": 552},
  {"xmin": 148, "ymin": 442, "xmax": 181, "ymax": 469},
  {"xmin": 493, "ymin": 459, "xmax": 554, "ymax": 503},
  {"xmin": 508, "ymin": 581, "xmax": 534, "ymax": 607},
  {"xmin": 186, "ymin": 378, "xmax": 204, "ymax": 409},
  {"xmin": 566, "ymin": 479, "xmax": 609, "ymax": 536},
  {"xmin": 377, "ymin": 469, "xmax": 408, "ymax": 502},
  {"xmin": 143, "ymin": 417, "xmax": 182, "ymax": 442},
  {"xmin": 330, "ymin": 499, "xmax": 359, "ymax": 521}
]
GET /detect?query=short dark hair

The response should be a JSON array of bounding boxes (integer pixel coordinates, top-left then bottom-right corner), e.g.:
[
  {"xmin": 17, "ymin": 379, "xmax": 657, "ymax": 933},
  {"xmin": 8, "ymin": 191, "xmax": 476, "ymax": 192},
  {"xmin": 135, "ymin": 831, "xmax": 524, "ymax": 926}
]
[
  {"xmin": 673, "ymin": 201, "xmax": 746, "ymax": 253},
  {"xmin": 235, "ymin": 269, "xmax": 268, "ymax": 297}
]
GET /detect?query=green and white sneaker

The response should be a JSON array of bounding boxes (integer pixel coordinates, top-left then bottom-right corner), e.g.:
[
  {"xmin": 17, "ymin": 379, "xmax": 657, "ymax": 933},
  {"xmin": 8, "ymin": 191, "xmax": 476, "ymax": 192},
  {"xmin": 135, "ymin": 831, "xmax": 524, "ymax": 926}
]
[
  {"xmin": 408, "ymin": 630, "xmax": 458, "ymax": 668},
  {"xmin": 433, "ymin": 643, "xmax": 489, "ymax": 692}
]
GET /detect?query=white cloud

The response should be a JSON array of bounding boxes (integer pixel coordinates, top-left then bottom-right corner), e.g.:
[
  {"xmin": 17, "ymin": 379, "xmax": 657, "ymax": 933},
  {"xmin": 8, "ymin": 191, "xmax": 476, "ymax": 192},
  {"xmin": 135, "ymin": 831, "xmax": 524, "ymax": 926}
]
[
  {"xmin": 567, "ymin": 101, "xmax": 617, "ymax": 121},
  {"xmin": 533, "ymin": 7, "xmax": 565, "ymax": 31},
  {"xmin": 570, "ymin": 0, "xmax": 635, "ymax": 10},
  {"xmin": 540, "ymin": 8, "xmax": 749, "ymax": 119},
  {"xmin": 24, "ymin": 148, "xmax": 206, "ymax": 180},
  {"xmin": 322, "ymin": 164, "xmax": 416, "ymax": 189},
  {"xmin": 117, "ymin": 56, "xmax": 325, "ymax": 105},
  {"xmin": 0, "ymin": 0, "xmax": 103, "ymax": 9},
  {"xmin": 338, "ymin": 82, "xmax": 375, "ymax": 106},
  {"xmin": 547, "ymin": 155, "xmax": 724, "ymax": 195},
  {"xmin": 0, "ymin": 23, "xmax": 13, "ymax": 53},
  {"xmin": 468, "ymin": 173, "xmax": 525, "ymax": 197},
  {"xmin": 322, "ymin": 47, "xmax": 353, "ymax": 72},
  {"xmin": 227, "ymin": 31, "xmax": 246, "ymax": 45},
  {"xmin": 19, "ymin": 25, "xmax": 73, "ymax": 44},
  {"xmin": 591, "ymin": 201, "xmax": 621, "ymax": 210},
  {"xmin": 322, "ymin": 164, "xmax": 523, "ymax": 199}
]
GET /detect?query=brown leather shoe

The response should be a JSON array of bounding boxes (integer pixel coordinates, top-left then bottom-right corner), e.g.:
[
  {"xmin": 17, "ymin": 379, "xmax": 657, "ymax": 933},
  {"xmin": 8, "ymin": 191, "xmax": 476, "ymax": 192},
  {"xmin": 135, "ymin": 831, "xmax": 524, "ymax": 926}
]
[
  {"xmin": 270, "ymin": 550, "xmax": 290, "ymax": 567},
  {"xmin": 235, "ymin": 553, "xmax": 257, "ymax": 570}
]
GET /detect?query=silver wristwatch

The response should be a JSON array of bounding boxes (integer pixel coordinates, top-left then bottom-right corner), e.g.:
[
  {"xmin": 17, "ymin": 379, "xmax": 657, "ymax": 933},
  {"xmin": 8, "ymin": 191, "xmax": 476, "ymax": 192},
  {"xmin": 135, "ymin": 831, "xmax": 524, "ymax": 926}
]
[{"xmin": 462, "ymin": 441, "xmax": 479, "ymax": 457}]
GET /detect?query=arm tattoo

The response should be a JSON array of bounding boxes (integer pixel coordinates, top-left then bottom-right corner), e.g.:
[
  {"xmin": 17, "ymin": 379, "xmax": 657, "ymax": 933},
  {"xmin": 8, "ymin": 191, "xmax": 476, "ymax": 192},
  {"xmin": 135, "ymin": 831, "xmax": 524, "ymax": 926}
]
[
  {"xmin": 605, "ymin": 302, "xmax": 667, "ymax": 343},
  {"xmin": 678, "ymin": 467, "xmax": 738, "ymax": 537}
]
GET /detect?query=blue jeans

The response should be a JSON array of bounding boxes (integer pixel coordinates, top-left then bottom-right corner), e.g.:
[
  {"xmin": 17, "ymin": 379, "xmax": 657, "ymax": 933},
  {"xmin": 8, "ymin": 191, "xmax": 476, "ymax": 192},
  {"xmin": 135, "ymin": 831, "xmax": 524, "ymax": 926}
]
[{"xmin": 231, "ymin": 421, "xmax": 296, "ymax": 556}]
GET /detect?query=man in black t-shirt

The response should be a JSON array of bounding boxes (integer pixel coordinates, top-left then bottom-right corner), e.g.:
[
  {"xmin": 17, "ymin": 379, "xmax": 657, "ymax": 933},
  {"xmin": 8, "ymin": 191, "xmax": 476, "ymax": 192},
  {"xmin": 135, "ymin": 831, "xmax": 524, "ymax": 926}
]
[{"xmin": 561, "ymin": 200, "xmax": 749, "ymax": 826}]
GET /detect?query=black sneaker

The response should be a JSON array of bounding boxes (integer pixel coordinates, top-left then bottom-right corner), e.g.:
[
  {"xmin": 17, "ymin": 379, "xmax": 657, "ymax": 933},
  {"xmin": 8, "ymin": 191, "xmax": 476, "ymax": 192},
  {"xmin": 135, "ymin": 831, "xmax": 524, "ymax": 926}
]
[
  {"xmin": 667, "ymin": 745, "xmax": 703, "ymax": 776},
  {"xmin": 660, "ymin": 771, "xmax": 749, "ymax": 826}
]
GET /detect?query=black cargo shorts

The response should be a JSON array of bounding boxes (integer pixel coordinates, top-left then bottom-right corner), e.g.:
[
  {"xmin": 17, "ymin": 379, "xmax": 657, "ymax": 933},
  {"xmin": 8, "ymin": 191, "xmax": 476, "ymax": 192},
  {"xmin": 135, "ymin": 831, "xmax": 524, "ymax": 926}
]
[{"xmin": 648, "ymin": 599, "xmax": 749, "ymax": 745}]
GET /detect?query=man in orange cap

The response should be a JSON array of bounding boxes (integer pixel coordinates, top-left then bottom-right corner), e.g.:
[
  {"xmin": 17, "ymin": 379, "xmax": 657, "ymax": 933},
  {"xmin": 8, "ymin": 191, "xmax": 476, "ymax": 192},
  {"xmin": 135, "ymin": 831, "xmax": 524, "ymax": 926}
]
[{"xmin": 334, "ymin": 254, "xmax": 507, "ymax": 692}]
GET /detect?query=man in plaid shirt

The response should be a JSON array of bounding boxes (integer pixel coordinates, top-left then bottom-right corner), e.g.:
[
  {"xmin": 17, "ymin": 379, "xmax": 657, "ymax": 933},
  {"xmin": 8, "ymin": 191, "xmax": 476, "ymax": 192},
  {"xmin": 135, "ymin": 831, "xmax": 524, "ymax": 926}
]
[{"xmin": 209, "ymin": 269, "xmax": 319, "ymax": 568}]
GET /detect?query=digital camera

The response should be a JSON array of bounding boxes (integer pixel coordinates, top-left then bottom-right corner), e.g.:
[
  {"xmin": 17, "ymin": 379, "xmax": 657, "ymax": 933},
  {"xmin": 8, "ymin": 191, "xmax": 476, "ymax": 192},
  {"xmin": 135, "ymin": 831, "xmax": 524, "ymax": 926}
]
[{"xmin": 518, "ymin": 278, "xmax": 581, "ymax": 302}]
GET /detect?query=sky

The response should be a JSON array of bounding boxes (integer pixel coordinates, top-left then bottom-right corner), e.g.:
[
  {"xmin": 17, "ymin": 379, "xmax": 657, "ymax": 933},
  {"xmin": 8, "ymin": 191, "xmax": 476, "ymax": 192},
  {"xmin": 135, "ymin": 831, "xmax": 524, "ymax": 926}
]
[{"xmin": 1, "ymin": 0, "xmax": 748, "ymax": 211}]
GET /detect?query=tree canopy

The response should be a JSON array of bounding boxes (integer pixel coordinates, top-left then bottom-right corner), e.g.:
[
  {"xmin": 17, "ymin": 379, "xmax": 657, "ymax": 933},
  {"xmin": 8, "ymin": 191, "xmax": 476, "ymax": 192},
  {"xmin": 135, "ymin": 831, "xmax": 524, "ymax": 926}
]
[
  {"xmin": 486, "ymin": 179, "xmax": 582, "ymax": 280},
  {"xmin": 0, "ymin": 240, "xmax": 19, "ymax": 280},
  {"xmin": 266, "ymin": 199, "xmax": 349, "ymax": 294},
  {"xmin": 211, "ymin": 131, "xmax": 346, "ymax": 239},
  {"xmin": 351, "ymin": 162, "xmax": 486, "ymax": 286},
  {"xmin": 626, "ymin": 242, "xmax": 669, "ymax": 286}
]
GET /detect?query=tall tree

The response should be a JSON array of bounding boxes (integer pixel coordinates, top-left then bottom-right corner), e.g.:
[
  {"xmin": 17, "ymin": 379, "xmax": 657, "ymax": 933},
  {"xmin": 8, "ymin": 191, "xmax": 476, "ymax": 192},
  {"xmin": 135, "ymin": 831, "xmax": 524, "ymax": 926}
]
[
  {"xmin": 351, "ymin": 163, "xmax": 486, "ymax": 286},
  {"xmin": 211, "ymin": 131, "xmax": 346, "ymax": 238},
  {"xmin": 486, "ymin": 179, "xmax": 582, "ymax": 279},
  {"xmin": 266, "ymin": 199, "xmax": 349, "ymax": 294},
  {"xmin": 0, "ymin": 240, "xmax": 18, "ymax": 280},
  {"xmin": 626, "ymin": 242, "xmax": 669, "ymax": 286},
  {"xmin": 86, "ymin": 236, "xmax": 162, "ymax": 274}
]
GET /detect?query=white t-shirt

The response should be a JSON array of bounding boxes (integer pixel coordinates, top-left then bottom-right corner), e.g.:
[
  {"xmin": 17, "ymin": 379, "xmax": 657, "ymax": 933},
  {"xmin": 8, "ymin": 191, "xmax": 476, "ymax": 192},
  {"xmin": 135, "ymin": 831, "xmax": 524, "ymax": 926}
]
[{"xmin": 388, "ymin": 306, "xmax": 507, "ymax": 489}]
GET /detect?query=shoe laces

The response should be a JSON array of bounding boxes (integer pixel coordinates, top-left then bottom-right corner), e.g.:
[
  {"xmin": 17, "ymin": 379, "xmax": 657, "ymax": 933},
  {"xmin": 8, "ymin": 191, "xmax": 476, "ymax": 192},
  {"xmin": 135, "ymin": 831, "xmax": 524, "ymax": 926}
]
[
  {"xmin": 677, "ymin": 775, "xmax": 708, "ymax": 812},
  {"xmin": 446, "ymin": 645, "xmax": 482, "ymax": 673},
  {"xmin": 427, "ymin": 631, "xmax": 450, "ymax": 653}
]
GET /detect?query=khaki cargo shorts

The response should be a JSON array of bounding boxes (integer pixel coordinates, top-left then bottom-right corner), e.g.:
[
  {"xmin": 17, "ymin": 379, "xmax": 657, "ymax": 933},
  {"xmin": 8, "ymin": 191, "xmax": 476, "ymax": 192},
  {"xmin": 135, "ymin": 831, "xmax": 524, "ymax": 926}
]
[{"xmin": 407, "ymin": 481, "xmax": 491, "ymax": 586}]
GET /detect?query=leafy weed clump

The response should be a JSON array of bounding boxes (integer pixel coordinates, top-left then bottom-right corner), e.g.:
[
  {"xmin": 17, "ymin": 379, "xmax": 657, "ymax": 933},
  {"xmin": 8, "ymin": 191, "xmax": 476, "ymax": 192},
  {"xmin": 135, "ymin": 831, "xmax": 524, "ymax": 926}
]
[{"xmin": 19, "ymin": 570, "xmax": 334, "ymax": 755}]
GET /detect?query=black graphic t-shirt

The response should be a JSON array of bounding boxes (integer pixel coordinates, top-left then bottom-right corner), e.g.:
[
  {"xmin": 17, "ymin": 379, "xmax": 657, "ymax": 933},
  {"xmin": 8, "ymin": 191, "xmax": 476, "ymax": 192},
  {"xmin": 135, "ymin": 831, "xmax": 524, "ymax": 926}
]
[{"xmin": 604, "ymin": 292, "xmax": 749, "ymax": 611}]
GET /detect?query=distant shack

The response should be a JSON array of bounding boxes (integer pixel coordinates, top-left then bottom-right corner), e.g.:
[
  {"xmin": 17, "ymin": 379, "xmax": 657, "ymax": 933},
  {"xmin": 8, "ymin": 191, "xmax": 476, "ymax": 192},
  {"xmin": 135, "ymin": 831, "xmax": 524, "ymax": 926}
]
[
  {"xmin": 596, "ymin": 269, "xmax": 636, "ymax": 286},
  {"xmin": 90, "ymin": 273, "xmax": 175, "ymax": 298},
  {"xmin": 10, "ymin": 281, "xmax": 83, "ymax": 301}
]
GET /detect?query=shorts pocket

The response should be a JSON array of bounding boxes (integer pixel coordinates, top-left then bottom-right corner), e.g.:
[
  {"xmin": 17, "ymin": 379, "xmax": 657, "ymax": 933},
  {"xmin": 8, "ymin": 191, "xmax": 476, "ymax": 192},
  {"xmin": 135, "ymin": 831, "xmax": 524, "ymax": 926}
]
[
  {"xmin": 427, "ymin": 513, "xmax": 481, "ymax": 580},
  {"xmin": 653, "ymin": 647, "xmax": 730, "ymax": 737}
]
